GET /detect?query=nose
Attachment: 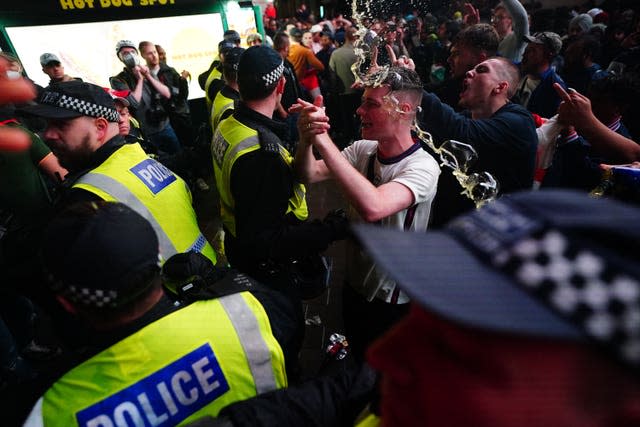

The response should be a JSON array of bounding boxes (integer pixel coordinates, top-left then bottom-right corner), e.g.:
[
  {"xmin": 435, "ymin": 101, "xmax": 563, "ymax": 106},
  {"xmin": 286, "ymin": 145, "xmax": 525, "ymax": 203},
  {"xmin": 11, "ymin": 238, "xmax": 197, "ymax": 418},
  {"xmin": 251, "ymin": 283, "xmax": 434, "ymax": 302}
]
[
  {"xmin": 465, "ymin": 69, "xmax": 475, "ymax": 79},
  {"xmin": 356, "ymin": 104, "xmax": 365, "ymax": 117},
  {"xmin": 43, "ymin": 126, "xmax": 58, "ymax": 142}
]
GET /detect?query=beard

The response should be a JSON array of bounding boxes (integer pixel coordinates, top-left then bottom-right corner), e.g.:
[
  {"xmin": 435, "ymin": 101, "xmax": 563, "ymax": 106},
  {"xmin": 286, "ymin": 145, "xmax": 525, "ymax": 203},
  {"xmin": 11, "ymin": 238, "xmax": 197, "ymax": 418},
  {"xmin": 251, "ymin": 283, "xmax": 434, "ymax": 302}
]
[{"xmin": 54, "ymin": 133, "xmax": 95, "ymax": 173}]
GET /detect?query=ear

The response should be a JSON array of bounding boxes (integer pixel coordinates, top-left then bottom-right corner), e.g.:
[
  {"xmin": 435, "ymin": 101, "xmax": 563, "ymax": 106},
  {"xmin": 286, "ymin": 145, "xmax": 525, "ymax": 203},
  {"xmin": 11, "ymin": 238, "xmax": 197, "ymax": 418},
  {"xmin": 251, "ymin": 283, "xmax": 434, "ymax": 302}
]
[
  {"xmin": 276, "ymin": 76, "xmax": 286, "ymax": 95},
  {"xmin": 493, "ymin": 81, "xmax": 509, "ymax": 95},
  {"xmin": 478, "ymin": 52, "xmax": 489, "ymax": 63},
  {"xmin": 94, "ymin": 117, "xmax": 109, "ymax": 141},
  {"xmin": 400, "ymin": 101, "xmax": 413, "ymax": 115}
]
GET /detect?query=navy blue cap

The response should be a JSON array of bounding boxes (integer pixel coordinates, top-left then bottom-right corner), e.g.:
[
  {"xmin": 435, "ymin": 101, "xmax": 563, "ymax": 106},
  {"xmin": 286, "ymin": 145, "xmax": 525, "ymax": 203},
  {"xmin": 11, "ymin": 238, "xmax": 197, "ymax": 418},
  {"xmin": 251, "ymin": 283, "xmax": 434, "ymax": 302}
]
[
  {"xmin": 354, "ymin": 190, "xmax": 640, "ymax": 369},
  {"xmin": 43, "ymin": 202, "xmax": 161, "ymax": 309}
]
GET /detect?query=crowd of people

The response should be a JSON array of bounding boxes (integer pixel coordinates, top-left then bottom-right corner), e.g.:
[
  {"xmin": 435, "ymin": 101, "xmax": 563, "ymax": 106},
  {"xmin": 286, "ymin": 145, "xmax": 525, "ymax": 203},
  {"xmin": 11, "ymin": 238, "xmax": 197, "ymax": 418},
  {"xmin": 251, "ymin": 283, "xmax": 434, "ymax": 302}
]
[{"xmin": 2, "ymin": 0, "xmax": 640, "ymax": 425}]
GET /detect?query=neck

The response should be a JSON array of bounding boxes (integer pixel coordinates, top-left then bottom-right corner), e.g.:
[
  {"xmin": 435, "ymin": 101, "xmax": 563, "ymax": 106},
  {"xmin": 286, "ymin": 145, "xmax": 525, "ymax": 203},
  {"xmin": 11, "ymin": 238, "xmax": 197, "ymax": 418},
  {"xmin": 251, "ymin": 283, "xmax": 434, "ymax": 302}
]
[
  {"xmin": 377, "ymin": 128, "xmax": 415, "ymax": 158},
  {"xmin": 89, "ymin": 286, "xmax": 165, "ymax": 331},
  {"xmin": 244, "ymin": 96, "xmax": 276, "ymax": 119},
  {"xmin": 471, "ymin": 97, "xmax": 509, "ymax": 120}
]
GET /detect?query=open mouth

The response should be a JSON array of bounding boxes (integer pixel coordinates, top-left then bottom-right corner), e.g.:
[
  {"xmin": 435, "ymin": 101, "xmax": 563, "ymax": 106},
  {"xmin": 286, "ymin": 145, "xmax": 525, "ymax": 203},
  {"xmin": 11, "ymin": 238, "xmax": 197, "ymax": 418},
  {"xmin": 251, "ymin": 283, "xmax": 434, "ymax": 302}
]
[{"xmin": 460, "ymin": 80, "xmax": 470, "ymax": 96}]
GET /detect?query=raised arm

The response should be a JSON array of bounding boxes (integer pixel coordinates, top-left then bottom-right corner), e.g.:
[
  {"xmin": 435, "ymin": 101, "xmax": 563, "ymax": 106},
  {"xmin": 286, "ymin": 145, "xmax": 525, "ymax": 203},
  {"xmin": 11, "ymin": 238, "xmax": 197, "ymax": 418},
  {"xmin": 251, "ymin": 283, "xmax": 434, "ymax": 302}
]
[
  {"xmin": 140, "ymin": 65, "xmax": 171, "ymax": 99},
  {"xmin": 293, "ymin": 97, "xmax": 332, "ymax": 184},
  {"xmin": 554, "ymin": 83, "xmax": 640, "ymax": 163},
  {"xmin": 314, "ymin": 134, "xmax": 416, "ymax": 222},
  {"xmin": 503, "ymin": 0, "xmax": 529, "ymax": 40},
  {"xmin": 294, "ymin": 98, "xmax": 416, "ymax": 222}
]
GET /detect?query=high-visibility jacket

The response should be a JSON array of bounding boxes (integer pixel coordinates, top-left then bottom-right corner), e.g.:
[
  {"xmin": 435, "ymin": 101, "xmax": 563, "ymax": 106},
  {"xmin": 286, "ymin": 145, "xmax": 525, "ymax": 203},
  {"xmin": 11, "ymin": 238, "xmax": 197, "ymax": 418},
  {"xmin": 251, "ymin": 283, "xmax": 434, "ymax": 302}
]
[
  {"xmin": 210, "ymin": 115, "xmax": 308, "ymax": 237},
  {"xmin": 355, "ymin": 413, "xmax": 380, "ymax": 427},
  {"xmin": 73, "ymin": 142, "xmax": 216, "ymax": 266},
  {"xmin": 210, "ymin": 88, "xmax": 236, "ymax": 133},
  {"xmin": 204, "ymin": 66, "xmax": 222, "ymax": 111},
  {"xmin": 22, "ymin": 292, "xmax": 287, "ymax": 426}
]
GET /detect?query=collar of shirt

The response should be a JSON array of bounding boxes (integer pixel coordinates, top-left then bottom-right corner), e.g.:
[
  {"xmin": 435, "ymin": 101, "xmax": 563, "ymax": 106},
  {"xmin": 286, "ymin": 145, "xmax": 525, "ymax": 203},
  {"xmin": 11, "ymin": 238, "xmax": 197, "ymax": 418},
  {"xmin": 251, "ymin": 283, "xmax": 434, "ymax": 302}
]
[{"xmin": 235, "ymin": 102, "xmax": 288, "ymax": 140}]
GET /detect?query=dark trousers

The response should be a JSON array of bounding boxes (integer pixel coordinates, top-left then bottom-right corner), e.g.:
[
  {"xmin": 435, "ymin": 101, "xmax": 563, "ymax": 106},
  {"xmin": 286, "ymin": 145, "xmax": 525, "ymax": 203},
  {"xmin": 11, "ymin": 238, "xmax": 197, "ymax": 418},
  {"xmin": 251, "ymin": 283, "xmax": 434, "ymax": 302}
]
[{"xmin": 342, "ymin": 283, "xmax": 409, "ymax": 363}]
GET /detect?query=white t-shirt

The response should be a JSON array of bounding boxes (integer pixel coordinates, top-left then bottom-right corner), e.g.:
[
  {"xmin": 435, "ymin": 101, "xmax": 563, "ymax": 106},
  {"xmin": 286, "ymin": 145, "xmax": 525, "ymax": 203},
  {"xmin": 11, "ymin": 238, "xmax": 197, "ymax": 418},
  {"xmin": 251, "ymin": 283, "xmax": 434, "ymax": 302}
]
[{"xmin": 342, "ymin": 139, "xmax": 440, "ymax": 303}]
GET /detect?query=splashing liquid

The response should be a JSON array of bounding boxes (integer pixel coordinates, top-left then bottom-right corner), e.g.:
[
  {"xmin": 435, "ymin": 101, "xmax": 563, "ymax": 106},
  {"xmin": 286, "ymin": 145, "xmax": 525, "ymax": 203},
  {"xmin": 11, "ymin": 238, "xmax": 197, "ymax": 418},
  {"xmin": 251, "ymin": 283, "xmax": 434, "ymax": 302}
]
[
  {"xmin": 349, "ymin": 0, "xmax": 499, "ymax": 208},
  {"xmin": 413, "ymin": 124, "xmax": 499, "ymax": 208}
]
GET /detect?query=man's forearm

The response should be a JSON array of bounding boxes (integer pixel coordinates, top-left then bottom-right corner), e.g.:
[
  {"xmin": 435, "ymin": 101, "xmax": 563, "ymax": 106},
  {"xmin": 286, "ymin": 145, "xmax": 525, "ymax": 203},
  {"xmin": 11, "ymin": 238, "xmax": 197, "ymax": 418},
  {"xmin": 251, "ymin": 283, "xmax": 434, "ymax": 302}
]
[
  {"xmin": 579, "ymin": 118, "xmax": 640, "ymax": 163},
  {"xmin": 147, "ymin": 74, "xmax": 171, "ymax": 99},
  {"xmin": 314, "ymin": 136, "xmax": 392, "ymax": 222},
  {"xmin": 294, "ymin": 135, "xmax": 331, "ymax": 184}
]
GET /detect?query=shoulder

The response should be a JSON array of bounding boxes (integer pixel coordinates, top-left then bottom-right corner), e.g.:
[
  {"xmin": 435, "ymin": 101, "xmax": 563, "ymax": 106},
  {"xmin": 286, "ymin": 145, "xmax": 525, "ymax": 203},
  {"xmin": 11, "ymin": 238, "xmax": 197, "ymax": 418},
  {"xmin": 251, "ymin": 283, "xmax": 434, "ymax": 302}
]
[
  {"xmin": 388, "ymin": 147, "xmax": 440, "ymax": 178},
  {"xmin": 499, "ymin": 103, "xmax": 535, "ymax": 121},
  {"xmin": 258, "ymin": 128, "xmax": 283, "ymax": 154},
  {"xmin": 159, "ymin": 64, "xmax": 179, "ymax": 76},
  {"xmin": 409, "ymin": 148, "xmax": 440, "ymax": 171},
  {"xmin": 343, "ymin": 139, "xmax": 377, "ymax": 157},
  {"xmin": 492, "ymin": 104, "xmax": 538, "ymax": 144}
]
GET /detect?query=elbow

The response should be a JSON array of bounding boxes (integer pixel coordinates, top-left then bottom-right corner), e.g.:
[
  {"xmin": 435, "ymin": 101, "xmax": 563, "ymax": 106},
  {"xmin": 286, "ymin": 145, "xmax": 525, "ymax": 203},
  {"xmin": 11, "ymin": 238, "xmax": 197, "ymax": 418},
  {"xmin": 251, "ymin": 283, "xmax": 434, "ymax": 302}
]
[
  {"xmin": 294, "ymin": 167, "xmax": 313, "ymax": 185},
  {"xmin": 359, "ymin": 206, "xmax": 386, "ymax": 223}
]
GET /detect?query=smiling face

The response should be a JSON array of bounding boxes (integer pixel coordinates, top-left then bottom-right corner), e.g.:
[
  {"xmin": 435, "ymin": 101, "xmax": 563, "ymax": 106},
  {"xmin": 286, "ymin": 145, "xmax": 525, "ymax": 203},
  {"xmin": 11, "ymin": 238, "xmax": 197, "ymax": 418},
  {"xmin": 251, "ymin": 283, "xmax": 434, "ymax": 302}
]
[
  {"xmin": 302, "ymin": 32, "xmax": 313, "ymax": 48},
  {"xmin": 356, "ymin": 85, "xmax": 401, "ymax": 141}
]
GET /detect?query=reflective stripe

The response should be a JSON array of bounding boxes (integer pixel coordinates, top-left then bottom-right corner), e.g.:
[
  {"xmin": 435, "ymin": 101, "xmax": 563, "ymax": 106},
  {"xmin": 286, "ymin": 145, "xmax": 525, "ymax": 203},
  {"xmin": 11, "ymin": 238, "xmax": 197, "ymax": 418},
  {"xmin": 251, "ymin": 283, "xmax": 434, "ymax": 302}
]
[
  {"xmin": 22, "ymin": 397, "xmax": 44, "ymax": 427},
  {"xmin": 219, "ymin": 294, "xmax": 277, "ymax": 394},
  {"xmin": 218, "ymin": 135, "xmax": 261, "ymax": 226},
  {"xmin": 221, "ymin": 135, "xmax": 261, "ymax": 187},
  {"xmin": 77, "ymin": 172, "xmax": 178, "ymax": 259},
  {"xmin": 213, "ymin": 102, "xmax": 233, "ymax": 130},
  {"xmin": 293, "ymin": 185, "xmax": 305, "ymax": 201}
]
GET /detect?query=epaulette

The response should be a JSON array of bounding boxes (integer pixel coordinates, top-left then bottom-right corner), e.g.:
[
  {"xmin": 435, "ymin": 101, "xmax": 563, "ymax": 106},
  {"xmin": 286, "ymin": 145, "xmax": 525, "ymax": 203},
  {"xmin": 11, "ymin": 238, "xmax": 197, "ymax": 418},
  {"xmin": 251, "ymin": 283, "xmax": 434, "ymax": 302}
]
[{"xmin": 257, "ymin": 126, "xmax": 282, "ymax": 154}]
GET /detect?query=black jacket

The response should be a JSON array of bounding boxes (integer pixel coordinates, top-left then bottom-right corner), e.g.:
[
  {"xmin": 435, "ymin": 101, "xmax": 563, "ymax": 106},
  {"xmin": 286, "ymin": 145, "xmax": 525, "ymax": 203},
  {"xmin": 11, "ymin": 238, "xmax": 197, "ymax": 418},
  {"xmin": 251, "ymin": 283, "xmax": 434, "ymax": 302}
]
[
  {"xmin": 224, "ymin": 104, "xmax": 342, "ymax": 277},
  {"xmin": 420, "ymin": 92, "xmax": 538, "ymax": 227}
]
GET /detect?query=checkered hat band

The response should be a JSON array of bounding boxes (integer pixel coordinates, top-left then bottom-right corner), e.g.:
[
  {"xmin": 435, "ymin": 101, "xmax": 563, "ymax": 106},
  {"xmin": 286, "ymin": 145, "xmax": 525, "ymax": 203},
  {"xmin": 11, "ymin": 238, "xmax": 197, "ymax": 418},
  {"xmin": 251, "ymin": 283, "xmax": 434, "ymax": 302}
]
[
  {"xmin": 65, "ymin": 285, "xmax": 120, "ymax": 309},
  {"xmin": 43, "ymin": 93, "xmax": 120, "ymax": 123},
  {"xmin": 60, "ymin": 275, "xmax": 155, "ymax": 309},
  {"xmin": 492, "ymin": 229, "xmax": 640, "ymax": 368},
  {"xmin": 261, "ymin": 62, "xmax": 284, "ymax": 87}
]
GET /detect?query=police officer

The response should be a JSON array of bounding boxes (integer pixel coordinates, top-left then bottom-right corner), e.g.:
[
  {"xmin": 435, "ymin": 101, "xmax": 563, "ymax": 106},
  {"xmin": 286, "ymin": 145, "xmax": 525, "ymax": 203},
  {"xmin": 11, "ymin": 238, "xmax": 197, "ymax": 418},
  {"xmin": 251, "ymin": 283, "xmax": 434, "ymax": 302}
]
[
  {"xmin": 200, "ymin": 34, "xmax": 241, "ymax": 114},
  {"xmin": 22, "ymin": 201, "xmax": 289, "ymax": 426},
  {"xmin": 210, "ymin": 46, "xmax": 347, "ymax": 296},
  {"xmin": 210, "ymin": 47, "xmax": 243, "ymax": 133},
  {"xmin": 20, "ymin": 80, "xmax": 216, "ymax": 269}
]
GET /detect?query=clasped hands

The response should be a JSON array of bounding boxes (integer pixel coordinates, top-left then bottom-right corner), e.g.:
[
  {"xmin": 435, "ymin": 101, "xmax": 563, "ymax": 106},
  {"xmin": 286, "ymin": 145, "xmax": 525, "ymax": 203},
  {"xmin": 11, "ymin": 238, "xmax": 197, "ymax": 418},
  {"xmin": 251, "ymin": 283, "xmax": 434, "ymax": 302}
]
[
  {"xmin": 289, "ymin": 95, "xmax": 331, "ymax": 143},
  {"xmin": 133, "ymin": 64, "xmax": 152, "ymax": 81}
]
